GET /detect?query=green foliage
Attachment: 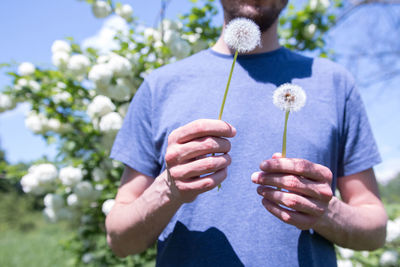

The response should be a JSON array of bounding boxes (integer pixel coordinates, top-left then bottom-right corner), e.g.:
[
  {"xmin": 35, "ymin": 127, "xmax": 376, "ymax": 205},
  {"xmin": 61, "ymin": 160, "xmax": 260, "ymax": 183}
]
[
  {"xmin": 0, "ymin": 213, "xmax": 74, "ymax": 267},
  {"xmin": 380, "ymin": 174, "xmax": 400, "ymax": 206}
]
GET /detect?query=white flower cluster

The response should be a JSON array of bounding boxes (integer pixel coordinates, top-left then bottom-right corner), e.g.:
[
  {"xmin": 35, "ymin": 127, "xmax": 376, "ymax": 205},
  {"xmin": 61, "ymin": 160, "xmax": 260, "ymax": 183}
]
[
  {"xmin": 18, "ymin": 62, "xmax": 36, "ymax": 76},
  {"xmin": 51, "ymin": 39, "xmax": 90, "ymax": 79},
  {"xmin": 52, "ymin": 40, "xmax": 71, "ymax": 69},
  {"xmin": 25, "ymin": 111, "xmax": 69, "ymax": 134},
  {"xmin": 303, "ymin": 24, "xmax": 317, "ymax": 39},
  {"xmin": 101, "ymin": 199, "xmax": 115, "ymax": 215},
  {"xmin": 14, "ymin": 78, "xmax": 41, "ymax": 92},
  {"xmin": 143, "ymin": 19, "xmax": 193, "ymax": 59},
  {"xmin": 380, "ymin": 250, "xmax": 399, "ymax": 266},
  {"xmin": 88, "ymin": 53, "xmax": 135, "ymax": 100},
  {"xmin": 87, "ymin": 95, "xmax": 115, "ymax": 119},
  {"xmin": 309, "ymin": 0, "xmax": 330, "ymax": 12},
  {"xmin": 92, "ymin": 1, "xmax": 112, "ymax": 18},
  {"xmin": 273, "ymin": 83, "xmax": 307, "ymax": 112},
  {"xmin": 20, "ymin": 163, "xmax": 58, "ymax": 195},
  {"xmin": 43, "ymin": 193, "xmax": 72, "ymax": 222},
  {"xmin": 52, "ymin": 82, "xmax": 71, "ymax": 104},
  {"xmin": 116, "ymin": 4, "xmax": 133, "ymax": 21},
  {"xmin": 386, "ymin": 217, "xmax": 400, "ymax": 242},
  {"xmin": 224, "ymin": 18, "xmax": 261, "ymax": 53},
  {"xmin": 337, "ymin": 247, "xmax": 354, "ymax": 259},
  {"xmin": 99, "ymin": 112, "xmax": 123, "ymax": 133},
  {"xmin": 0, "ymin": 93, "xmax": 16, "ymax": 112},
  {"xmin": 59, "ymin": 166, "xmax": 83, "ymax": 186}
]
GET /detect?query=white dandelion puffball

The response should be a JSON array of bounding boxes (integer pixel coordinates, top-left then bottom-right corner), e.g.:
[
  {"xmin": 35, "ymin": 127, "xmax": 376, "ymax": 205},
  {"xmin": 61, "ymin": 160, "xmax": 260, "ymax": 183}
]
[
  {"xmin": 67, "ymin": 193, "xmax": 79, "ymax": 207},
  {"xmin": 116, "ymin": 4, "xmax": 133, "ymax": 21},
  {"xmin": 92, "ymin": 1, "xmax": 112, "ymax": 18},
  {"xmin": 223, "ymin": 18, "xmax": 261, "ymax": 53},
  {"xmin": 44, "ymin": 193, "xmax": 64, "ymax": 210},
  {"xmin": 102, "ymin": 199, "xmax": 115, "ymax": 215},
  {"xmin": 273, "ymin": 83, "xmax": 307, "ymax": 112},
  {"xmin": 0, "ymin": 93, "xmax": 15, "ymax": 112},
  {"xmin": 380, "ymin": 250, "xmax": 398, "ymax": 266},
  {"xmin": 59, "ymin": 166, "xmax": 83, "ymax": 186},
  {"xmin": 18, "ymin": 62, "xmax": 36, "ymax": 76},
  {"xmin": 89, "ymin": 63, "xmax": 113, "ymax": 87},
  {"xmin": 87, "ymin": 95, "xmax": 115, "ymax": 118},
  {"xmin": 51, "ymin": 40, "xmax": 71, "ymax": 54},
  {"xmin": 99, "ymin": 112, "xmax": 123, "ymax": 133},
  {"xmin": 108, "ymin": 54, "xmax": 132, "ymax": 77},
  {"xmin": 67, "ymin": 54, "xmax": 91, "ymax": 75}
]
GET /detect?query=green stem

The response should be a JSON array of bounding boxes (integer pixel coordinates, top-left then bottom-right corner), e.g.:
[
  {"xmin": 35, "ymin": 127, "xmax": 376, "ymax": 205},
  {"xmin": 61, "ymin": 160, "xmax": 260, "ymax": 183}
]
[
  {"xmin": 218, "ymin": 50, "xmax": 238, "ymax": 120},
  {"xmin": 217, "ymin": 50, "xmax": 238, "ymax": 190},
  {"xmin": 282, "ymin": 110, "xmax": 290, "ymax": 158}
]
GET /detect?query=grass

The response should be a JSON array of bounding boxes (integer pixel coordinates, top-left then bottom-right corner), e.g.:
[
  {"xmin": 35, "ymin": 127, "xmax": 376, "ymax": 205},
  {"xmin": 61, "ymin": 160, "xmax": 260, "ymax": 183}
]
[{"xmin": 0, "ymin": 211, "xmax": 74, "ymax": 267}]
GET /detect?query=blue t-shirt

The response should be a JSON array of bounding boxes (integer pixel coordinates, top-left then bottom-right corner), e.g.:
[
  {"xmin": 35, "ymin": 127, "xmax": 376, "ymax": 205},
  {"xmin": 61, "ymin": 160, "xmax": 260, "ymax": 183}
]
[{"xmin": 110, "ymin": 47, "xmax": 381, "ymax": 267}]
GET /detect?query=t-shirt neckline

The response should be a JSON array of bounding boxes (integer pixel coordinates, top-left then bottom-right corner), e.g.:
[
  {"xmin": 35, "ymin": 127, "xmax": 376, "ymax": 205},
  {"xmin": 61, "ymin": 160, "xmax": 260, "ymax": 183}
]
[{"xmin": 207, "ymin": 46, "xmax": 286, "ymax": 59}]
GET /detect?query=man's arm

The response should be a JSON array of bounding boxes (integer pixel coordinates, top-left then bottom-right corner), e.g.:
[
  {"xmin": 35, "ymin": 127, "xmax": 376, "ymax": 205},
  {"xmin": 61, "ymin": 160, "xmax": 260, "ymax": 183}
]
[
  {"xmin": 314, "ymin": 168, "xmax": 387, "ymax": 250},
  {"xmin": 252, "ymin": 154, "xmax": 387, "ymax": 251},
  {"xmin": 106, "ymin": 119, "xmax": 236, "ymax": 257}
]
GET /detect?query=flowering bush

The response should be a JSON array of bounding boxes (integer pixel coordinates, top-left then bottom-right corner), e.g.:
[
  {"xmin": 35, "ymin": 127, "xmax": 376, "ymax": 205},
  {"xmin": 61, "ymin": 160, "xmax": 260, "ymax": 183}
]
[{"xmin": 3, "ymin": 0, "xmax": 385, "ymax": 265}]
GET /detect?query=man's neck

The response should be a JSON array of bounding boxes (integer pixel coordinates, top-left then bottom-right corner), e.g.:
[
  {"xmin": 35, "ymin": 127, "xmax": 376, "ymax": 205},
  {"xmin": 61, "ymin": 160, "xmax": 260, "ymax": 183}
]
[{"xmin": 212, "ymin": 19, "xmax": 281, "ymax": 55}]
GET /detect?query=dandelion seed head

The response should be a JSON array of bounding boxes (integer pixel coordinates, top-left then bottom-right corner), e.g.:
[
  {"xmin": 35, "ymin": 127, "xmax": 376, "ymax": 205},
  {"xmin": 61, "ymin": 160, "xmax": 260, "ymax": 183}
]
[
  {"xmin": 223, "ymin": 18, "xmax": 261, "ymax": 53},
  {"xmin": 273, "ymin": 83, "xmax": 306, "ymax": 112}
]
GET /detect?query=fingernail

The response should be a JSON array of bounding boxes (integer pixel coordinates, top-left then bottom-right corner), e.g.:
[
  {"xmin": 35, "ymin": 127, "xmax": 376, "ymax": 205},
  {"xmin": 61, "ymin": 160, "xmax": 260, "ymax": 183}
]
[
  {"xmin": 257, "ymin": 186, "xmax": 263, "ymax": 194},
  {"xmin": 251, "ymin": 172, "xmax": 259, "ymax": 183}
]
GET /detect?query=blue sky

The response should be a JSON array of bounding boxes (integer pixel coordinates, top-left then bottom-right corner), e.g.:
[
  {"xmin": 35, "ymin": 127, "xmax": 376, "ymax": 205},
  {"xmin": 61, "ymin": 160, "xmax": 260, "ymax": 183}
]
[{"xmin": 0, "ymin": 0, "xmax": 399, "ymax": 183}]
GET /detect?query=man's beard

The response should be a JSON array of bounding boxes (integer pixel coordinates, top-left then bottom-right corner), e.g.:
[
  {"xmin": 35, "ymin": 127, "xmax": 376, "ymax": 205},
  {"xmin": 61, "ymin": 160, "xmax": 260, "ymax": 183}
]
[{"xmin": 221, "ymin": 0, "xmax": 288, "ymax": 32}]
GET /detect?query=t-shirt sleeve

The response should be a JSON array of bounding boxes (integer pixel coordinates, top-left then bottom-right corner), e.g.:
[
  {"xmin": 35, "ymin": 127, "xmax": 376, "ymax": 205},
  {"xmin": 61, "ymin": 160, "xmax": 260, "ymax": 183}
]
[
  {"xmin": 110, "ymin": 80, "xmax": 161, "ymax": 178},
  {"xmin": 338, "ymin": 84, "xmax": 382, "ymax": 177}
]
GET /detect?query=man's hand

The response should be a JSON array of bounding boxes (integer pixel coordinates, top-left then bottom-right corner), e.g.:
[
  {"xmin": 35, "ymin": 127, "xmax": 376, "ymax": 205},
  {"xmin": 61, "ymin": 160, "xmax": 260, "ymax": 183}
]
[
  {"xmin": 252, "ymin": 153, "xmax": 333, "ymax": 230},
  {"xmin": 164, "ymin": 119, "xmax": 236, "ymax": 203}
]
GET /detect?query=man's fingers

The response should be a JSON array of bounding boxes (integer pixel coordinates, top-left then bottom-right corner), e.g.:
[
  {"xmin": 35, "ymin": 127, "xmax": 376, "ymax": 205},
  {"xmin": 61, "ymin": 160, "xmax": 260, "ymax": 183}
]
[
  {"xmin": 175, "ymin": 167, "xmax": 228, "ymax": 194},
  {"xmin": 257, "ymin": 187, "xmax": 326, "ymax": 217},
  {"xmin": 252, "ymin": 172, "xmax": 333, "ymax": 202},
  {"xmin": 168, "ymin": 154, "xmax": 231, "ymax": 180},
  {"xmin": 165, "ymin": 136, "xmax": 231, "ymax": 165},
  {"xmin": 261, "ymin": 198, "xmax": 316, "ymax": 230},
  {"xmin": 168, "ymin": 119, "xmax": 236, "ymax": 145},
  {"xmin": 259, "ymin": 158, "xmax": 333, "ymax": 183}
]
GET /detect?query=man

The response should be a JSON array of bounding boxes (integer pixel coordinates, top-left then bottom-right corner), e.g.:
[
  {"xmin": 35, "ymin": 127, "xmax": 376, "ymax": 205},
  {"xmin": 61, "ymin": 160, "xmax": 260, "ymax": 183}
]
[{"xmin": 106, "ymin": 0, "xmax": 388, "ymax": 266}]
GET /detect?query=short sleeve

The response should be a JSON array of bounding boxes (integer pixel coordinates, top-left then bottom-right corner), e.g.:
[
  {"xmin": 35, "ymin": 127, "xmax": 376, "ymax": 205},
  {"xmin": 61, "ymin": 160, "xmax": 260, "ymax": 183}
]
[
  {"xmin": 110, "ymin": 80, "xmax": 161, "ymax": 178},
  {"xmin": 338, "ymin": 85, "xmax": 381, "ymax": 177}
]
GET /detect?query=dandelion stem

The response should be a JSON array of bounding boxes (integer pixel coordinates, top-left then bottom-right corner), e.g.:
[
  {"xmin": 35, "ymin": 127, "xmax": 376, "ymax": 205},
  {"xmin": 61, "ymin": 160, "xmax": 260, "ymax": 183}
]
[
  {"xmin": 282, "ymin": 110, "xmax": 290, "ymax": 158},
  {"xmin": 216, "ymin": 50, "xmax": 238, "ymax": 190},
  {"xmin": 218, "ymin": 50, "xmax": 238, "ymax": 120}
]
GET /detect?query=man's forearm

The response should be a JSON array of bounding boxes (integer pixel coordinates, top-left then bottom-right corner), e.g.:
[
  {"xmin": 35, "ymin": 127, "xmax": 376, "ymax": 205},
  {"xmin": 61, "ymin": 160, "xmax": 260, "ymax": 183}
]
[
  {"xmin": 106, "ymin": 171, "xmax": 182, "ymax": 257},
  {"xmin": 314, "ymin": 196, "xmax": 387, "ymax": 250}
]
